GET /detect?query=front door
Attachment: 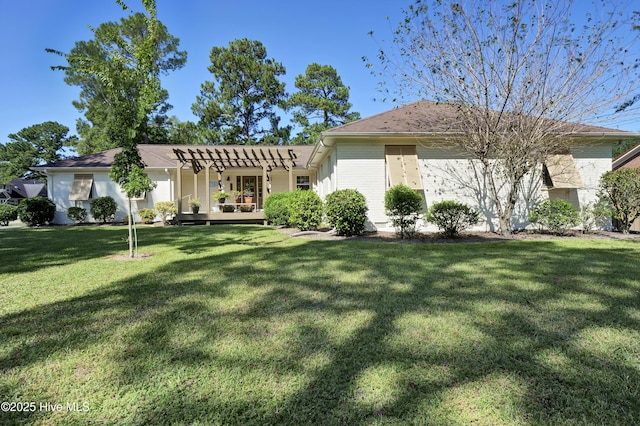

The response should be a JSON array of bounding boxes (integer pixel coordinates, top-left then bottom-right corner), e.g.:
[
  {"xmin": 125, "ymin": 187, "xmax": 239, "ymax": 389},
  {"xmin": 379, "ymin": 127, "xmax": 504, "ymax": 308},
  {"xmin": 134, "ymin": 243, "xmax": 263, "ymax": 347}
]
[{"xmin": 237, "ymin": 176, "xmax": 263, "ymax": 209}]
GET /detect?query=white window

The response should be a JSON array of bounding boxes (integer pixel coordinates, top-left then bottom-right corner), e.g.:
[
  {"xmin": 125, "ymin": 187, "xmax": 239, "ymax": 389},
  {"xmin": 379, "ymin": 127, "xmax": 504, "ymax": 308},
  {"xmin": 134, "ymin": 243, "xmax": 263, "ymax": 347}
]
[
  {"xmin": 296, "ymin": 176, "xmax": 310, "ymax": 190},
  {"xmin": 69, "ymin": 174, "xmax": 93, "ymax": 201}
]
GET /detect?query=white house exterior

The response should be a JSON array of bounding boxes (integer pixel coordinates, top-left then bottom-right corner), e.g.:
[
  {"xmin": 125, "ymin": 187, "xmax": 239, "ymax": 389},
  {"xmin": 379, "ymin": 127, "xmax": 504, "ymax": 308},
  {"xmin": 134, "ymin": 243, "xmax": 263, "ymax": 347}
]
[
  {"xmin": 35, "ymin": 101, "xmax": 638, "ymax": 231},
  {"xmin": 308, "ymin": 101, "xmax": 636, "ymax": 232},
  {"xmin": 35, "ymin": 144, "xmax": 315, "ymax": 224}
]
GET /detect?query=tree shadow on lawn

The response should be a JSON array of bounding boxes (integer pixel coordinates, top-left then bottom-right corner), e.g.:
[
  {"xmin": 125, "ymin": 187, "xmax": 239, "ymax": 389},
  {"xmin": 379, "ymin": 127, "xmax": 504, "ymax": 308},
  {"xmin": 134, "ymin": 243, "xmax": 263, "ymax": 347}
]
[
  {"xmin": 0, "ymin": 224, "xmax": 272, "ymax": 275},
  {"xmin": 1, "ymin": 235, "xmax": 639, "ymax": 424}
]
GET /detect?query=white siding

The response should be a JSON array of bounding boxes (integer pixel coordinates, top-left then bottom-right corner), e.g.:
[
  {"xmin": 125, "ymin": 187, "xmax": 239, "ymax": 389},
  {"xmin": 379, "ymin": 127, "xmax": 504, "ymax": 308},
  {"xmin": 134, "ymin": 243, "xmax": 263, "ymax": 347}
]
[
  {"xmin": 319, "ymin": 139, "xmax": 612, "ymax": 233},
  {"xmin": 334, "ymin": 142, "xmax": 386, "ymax": 229},
  {"xmin": 49, "ymin": 169, "xmax": 174, "ymax": 224}
]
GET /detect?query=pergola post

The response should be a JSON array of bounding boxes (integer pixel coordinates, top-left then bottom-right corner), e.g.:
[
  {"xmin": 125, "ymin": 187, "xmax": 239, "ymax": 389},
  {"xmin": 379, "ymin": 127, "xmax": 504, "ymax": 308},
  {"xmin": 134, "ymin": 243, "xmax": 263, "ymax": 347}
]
[
  {"xmin": 286, "ymin": 159, "xmax": 294, "ymax": 192},
  {"xmin": 262, "ymin": 162, "xmax": 268, "ymax": 204},
  {"xmin": 193, "ymin": 169, "xmax": 198, "ymax": 209},
  {"xmin": 176, "ymin": 160, "xmax": 183, "ymax": 213},
  {"xmin": 205, "ymin": 163, "xmax": 211, "ymax": 214}
]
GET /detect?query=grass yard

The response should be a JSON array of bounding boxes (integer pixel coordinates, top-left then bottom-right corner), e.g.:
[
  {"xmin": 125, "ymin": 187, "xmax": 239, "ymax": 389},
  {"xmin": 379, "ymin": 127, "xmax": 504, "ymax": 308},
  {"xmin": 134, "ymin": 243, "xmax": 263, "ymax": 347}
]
[{"xmin": 0, "ymin": 225, "xmax": 639, "ymax": 425}]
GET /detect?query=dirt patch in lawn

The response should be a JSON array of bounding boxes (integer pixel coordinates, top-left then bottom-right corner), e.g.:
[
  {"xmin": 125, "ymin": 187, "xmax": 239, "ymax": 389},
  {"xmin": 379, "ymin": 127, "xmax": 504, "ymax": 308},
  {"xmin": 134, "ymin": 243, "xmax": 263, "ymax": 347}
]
[
  {"xmin": 277, "ymin": 227, "xmax": 640, "ymax": 244},
  {"xmin": 108, "ymin": 252, "xmax": 155, "ymax": 260}
]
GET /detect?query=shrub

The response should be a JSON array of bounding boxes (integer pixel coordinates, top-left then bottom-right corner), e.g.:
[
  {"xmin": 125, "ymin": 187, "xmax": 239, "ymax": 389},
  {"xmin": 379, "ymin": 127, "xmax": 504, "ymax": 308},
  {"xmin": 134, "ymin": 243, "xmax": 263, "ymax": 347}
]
[
  {"xmin": 384, "ymin": 184, "xmax": 423, "ymax": 238},
  {"xmin": 264, "ymin": 192, "xmax": 293, "ymax": 226},
  {"xmin": 425, "ymin": 200, "xmax": 480, "ymax": 237},
  {"xmin": 138, "ymin": 208, "xmax": 156, "ymax": 224},
  {"xmin": 579, "ymin": 200, "xmax": 612, "ymax": 233},
  {"xmin": 529, "ymin": 199, "xmax": 580, "ymax": 234},
  {"xmin": 597, "ymin": 168, "xmax": 640, "ymax": 233},
  {"xmin": 0, "ymin": 204, "xmax": 18, "ymax": 226},
  {"xmin": 66, "ymin": 206, "xmax": 87, "ymax": 223},
  {"xmin": 289, "ymin": 189, "xmax": 323, "ymax": 231},
  {"xmin": 90, "ymin": 196, "xmax": 117, "ymax": 224},
  {"xmin": 154, "ymin": 201, "xmax": 177, "ymax": 225},
  {"xmin": 324, "ymin": 189, "xmax": 368, "ymax": 236},
  {"xmin": 16, "ymin": 197, "xmax": 56, "ymax": 226}
]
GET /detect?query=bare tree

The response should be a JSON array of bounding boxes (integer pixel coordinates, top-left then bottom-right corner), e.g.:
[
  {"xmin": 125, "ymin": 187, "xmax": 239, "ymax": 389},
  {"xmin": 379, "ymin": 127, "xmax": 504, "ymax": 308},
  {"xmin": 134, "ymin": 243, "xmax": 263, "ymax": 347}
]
[{"xmin": 367, "ymin": 0, "xmax": 640, "ymax": 236}]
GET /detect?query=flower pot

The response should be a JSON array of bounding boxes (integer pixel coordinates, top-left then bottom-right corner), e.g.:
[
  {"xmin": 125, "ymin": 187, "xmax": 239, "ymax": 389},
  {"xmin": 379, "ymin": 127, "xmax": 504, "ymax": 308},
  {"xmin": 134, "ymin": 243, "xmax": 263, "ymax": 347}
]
[
  {"xmin": 191, "ymin": 206, "xmax": 200, "ymax": 214},
  {"xmin": 244, "ymin": 196, "xmax": 253, "ymax": 204}
]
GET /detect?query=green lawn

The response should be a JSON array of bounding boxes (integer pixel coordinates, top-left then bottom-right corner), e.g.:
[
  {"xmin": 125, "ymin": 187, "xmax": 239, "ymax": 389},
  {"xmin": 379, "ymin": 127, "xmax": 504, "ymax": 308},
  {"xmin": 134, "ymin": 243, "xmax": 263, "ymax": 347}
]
[{"xmin": 1, "ymin": 225, "xmax": 639, "ymax": 425}]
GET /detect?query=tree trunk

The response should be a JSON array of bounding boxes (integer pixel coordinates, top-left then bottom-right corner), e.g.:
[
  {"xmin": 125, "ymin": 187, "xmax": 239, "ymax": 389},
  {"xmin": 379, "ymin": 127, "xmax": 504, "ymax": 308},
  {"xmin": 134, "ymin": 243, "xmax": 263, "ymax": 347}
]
[{"xmin": 128, "ymin": 198, "xmax": 134, "ymax": 258}]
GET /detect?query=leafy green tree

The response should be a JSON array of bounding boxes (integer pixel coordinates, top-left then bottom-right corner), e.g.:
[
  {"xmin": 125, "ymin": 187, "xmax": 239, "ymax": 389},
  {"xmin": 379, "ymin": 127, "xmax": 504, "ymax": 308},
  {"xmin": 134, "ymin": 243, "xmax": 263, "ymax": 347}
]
[
  {"xmin": 598, "ymin": 168, "xmax": 640, "ymax": 233},
  {"xmin": 368, "ymin": 0, "xmax": 640, "ymax": 236},
  {"xmin": 613, "ymin": 139, "xmax": 640, "ymax": 158},
  {"xmin": 52, "ymin": 0, "xmax": 163, "ymax": 256},
  {"xmin": 287, "ymin": 63, "xmax": 360, "ymax": 144},
  {"xmin": 192, "ymin": 38, "xmax": 288, "ymax": 145},
  {"xmin": 48, "ymin": 7, "xmax": 186, "ymax": 155},
  {"xmin": 166, "ymin": 117, "xmax": 204, "ymax": 145},
  {"xmin": 0, "ymin": 121, "xmax": 76, "ymax": 182}
]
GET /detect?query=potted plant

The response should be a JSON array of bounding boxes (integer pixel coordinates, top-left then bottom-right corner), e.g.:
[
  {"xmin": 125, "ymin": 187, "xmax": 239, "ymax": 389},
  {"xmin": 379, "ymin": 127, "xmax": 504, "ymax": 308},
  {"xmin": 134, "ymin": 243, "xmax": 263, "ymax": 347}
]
[
  {"xmin": 239, "ymin": 203, "xmax": 255, "ymax": 212},
  {"xmin": 232, "ymin": 190, "xmax": 242, "ymax": 204},
  {"xmin": 222, "ymin": 204, "xmax": 235, "ymax": 213},
  {"xmin": 243, "ymin": 188, "xmax": 254, "ymax": 204},
  {"xmin": 213, "ymin": 191, "xmax": 229, "ymax": 204},
  {"xmin": 189, "ymin": 198, "xmax": 201, "ymax": 214}
]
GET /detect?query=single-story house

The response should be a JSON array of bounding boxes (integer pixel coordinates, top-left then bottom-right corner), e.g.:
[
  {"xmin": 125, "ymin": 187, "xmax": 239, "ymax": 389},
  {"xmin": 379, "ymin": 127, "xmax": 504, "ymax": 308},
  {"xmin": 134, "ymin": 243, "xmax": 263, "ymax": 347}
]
[
  {"xmin": 0, "ymin": 178, "xmax": 47, "ymax": 206},
  {"xmin": 34, "ymin": 101, "xmax": 639, "ymax": 231},
  {"xmin": 612, "ymin": 141, "xmax": 640, "ymax": 232}
]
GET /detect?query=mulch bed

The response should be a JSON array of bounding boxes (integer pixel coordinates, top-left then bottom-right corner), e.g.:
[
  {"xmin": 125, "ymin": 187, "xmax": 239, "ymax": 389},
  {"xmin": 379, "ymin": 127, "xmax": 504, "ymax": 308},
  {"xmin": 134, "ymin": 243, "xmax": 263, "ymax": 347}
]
[{"xmin": 278, "ymin": 227, "xmax": 640, "ymax": 244}]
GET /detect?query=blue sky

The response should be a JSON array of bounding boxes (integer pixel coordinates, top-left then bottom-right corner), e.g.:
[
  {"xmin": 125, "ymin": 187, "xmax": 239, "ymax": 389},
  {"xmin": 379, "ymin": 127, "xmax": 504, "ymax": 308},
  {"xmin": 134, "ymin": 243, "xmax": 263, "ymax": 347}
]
[
  {"xmin": 1, "ymin": 0, "xmax": 638, "ymax": 145},
  {"xmin": 0, "ymin": 0, "xmax": 410, "ymax": 143}
]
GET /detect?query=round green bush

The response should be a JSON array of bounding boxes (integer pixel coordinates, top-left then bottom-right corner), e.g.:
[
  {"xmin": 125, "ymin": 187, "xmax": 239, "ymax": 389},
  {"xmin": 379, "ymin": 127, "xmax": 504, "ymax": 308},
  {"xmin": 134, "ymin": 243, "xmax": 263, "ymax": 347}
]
[
  {"xmin": 17, "ymin": 197, "xmax": 56, "ymax": 226},
  {"xmin": 425, "ymin": 200, "xmax": 480, "ymax": 237},
  {"xmin": 324, "ymin": 189, "xmax": 368, "ymax": 236},
  {"xmin": 529, "ymin": 199, "xmax": 580, "ymax": 234},
  {"xmin": 384, "ymin": 184, "xmax": 423, "ymax": 238},
  {"xmin": 264, "ymin": 192, "xmax": 293, "ymax": 226},
  {"xmin": 138, "ymin": 208, "xmax": 156, "ymax": 224},
  {"xmin": 90, "ymin": 196, "xmax": 118, "ymax": 223},
  {"xmin": 289, "ymin": 189, "xmax": 323, "ymax": 231},
  {"xmin": 0, "ymin": 204, "xmax": 18, "ymax": 226},
  {"xmin": 67, "ymin": 206, "xmax": 87, "ymax": 223}
]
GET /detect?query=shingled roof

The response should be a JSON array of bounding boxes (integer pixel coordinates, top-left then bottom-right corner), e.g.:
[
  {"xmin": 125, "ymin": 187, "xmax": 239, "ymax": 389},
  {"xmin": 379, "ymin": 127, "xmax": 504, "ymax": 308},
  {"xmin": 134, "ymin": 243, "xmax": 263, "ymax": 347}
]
[{"xmin": 324, "ymin": 100, "xmax": 631, "ymax": 135}]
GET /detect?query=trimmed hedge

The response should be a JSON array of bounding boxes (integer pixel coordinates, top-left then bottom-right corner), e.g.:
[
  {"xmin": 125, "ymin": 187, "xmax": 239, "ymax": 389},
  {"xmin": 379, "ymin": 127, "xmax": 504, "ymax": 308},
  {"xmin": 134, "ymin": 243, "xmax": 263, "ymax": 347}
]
[
  {"xmin": 90, "ymin": 196, "xmax": 117, "ymax": 224},
  {"xmin": 264, "ymin": 192, "xmax": 293, "ymax": 226},
  {"xmin": 529, "ymin": 199, "xmax": 580, "ymax": 234},
  {"xmin": 289, "ymin": 190, "xmax": 323, "ymax": 231},
  {"xmin": 67, "ymin": 206, "xmax": 87, "ymax": 223},
  {"xmin": 324, "ymin": 189, "xmax": 368, "ymax": 236},
  {"xmin": 0, "ymin": 204, "xmax": 18, "ymax": 226},
  {"xmin": 154, "ymin": 201, "xmax": 177, "ymax": 225},
  {"xmin": 138, "ymin": 208, "xmax": 156, "ymax": 224},
  {"xmin": 425, "ymin": 200, "xmax": 480, "ymax": 237},
  {"xmin": 384, "ymin": 184, "xmax": 423, "ymax": 238},
  {"xmin": 17, "ymin": 197, "xmax": 56, "ymax": 226}
]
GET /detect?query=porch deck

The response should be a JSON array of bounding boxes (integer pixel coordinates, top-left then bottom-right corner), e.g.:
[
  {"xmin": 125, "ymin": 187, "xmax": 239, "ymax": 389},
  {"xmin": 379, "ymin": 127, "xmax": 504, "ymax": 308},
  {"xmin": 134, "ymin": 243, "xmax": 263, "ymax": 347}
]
[{"xmin": 176, "ymin": 210, "xmax": 265, "ymax": 225}]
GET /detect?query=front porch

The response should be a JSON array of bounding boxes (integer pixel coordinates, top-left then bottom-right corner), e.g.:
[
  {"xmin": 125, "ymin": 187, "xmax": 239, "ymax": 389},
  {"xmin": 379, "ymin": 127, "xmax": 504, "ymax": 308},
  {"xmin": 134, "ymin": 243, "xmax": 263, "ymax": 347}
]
[
  {"xmin": 170, "ymin": 145, "xmax": 314, "ymax": 224},
  {"xmin": 176, "ymin": 210, "xmax": 265, "ymax": 225}
]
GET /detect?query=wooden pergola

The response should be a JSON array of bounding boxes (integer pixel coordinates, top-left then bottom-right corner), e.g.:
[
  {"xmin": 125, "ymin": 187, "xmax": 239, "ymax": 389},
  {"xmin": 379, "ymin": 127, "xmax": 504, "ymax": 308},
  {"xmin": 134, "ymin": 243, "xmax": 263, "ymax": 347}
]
[{"xmin": 171, "ymin": 146, "xmax": 303, "ymax": 215}]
